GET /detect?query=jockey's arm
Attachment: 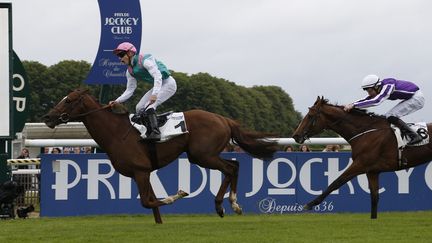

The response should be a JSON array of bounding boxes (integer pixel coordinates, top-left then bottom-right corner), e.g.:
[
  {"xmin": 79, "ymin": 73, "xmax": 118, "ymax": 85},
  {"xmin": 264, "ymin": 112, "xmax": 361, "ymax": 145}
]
[
  {"xmin": 143, "ymin": 56, "xmax": 163, "ymax": 97},
  {"xmin": 115, "ymin": 72, "xmax": 138, "ymax": 103},
  {"xmin": 353, "ymin": 84, "xmax": 394, "ymax": 109}
]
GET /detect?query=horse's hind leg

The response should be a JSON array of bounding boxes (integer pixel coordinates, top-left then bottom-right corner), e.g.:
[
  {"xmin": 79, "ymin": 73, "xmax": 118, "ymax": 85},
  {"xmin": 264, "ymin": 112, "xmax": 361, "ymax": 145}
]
[
  {"xmin": 225, "ymin": 159, "xmax": 242, "ymax": 215},
  {"xmin": 215, "ymin": 174, "xmax": 231, "ymax": 217},
  {"xmin": 366, "ymin": 172, "xmax": 380, "ymax": 219},
  {"xmin": 188, "ymin": 154, "xmax": 238, "ymax": 217}
]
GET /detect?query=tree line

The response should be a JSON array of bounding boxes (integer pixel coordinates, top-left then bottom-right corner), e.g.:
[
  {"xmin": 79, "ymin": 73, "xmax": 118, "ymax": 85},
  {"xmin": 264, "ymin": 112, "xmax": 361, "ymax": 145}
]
[{"xmin": 23, "ymin": 60, "xmax": 312, "ymax": 137}]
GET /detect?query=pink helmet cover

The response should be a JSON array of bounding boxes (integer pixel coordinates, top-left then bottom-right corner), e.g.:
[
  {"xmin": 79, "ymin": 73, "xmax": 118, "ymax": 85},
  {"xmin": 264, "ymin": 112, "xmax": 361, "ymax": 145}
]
[{"xmin": 113, "ymin": 42, "xmax": 137, "ymax": 54}]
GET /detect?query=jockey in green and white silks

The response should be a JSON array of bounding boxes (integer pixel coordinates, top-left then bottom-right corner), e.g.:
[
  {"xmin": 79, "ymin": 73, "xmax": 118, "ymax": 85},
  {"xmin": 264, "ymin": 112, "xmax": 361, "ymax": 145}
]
[{"xmin": 109, "ymin": 42, "xmax": 177, "ymax": 141}]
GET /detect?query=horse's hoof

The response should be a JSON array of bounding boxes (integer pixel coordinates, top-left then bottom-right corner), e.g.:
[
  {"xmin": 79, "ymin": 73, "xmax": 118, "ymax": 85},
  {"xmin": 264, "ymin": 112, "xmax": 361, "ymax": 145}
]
[
  {"xmin": 232, "ymin": 203, "xmax": 243, "ymax": 215},
  {"xmin": 233, "ymin": 207, "xmax": 243, "ymax": 215},
  {"xmin": 177, "ymin": 190, "xmax": 189, "ymax": 197},
  {"xmin": 303, "ymin": 204, "xmax": 313, "ymax": 211},
  {"xmin": 216, "ymin": 207, "xmax": 225, "ymax": 218}
]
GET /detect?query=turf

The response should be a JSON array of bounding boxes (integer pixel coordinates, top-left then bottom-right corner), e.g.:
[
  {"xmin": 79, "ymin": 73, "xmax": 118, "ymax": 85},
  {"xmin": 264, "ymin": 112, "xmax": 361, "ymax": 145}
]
[{"xmin": 1, "ymin": 212, "xmax": 431, "ymax": 242}]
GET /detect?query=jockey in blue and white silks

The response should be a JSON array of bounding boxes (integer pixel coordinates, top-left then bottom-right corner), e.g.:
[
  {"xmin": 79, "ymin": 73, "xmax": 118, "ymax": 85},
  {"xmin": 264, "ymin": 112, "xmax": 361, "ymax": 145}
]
[
  {"xmin": 344, "ymin": 74, "xmax": 425, "ymax": 145},
  {"xmin": 109, "ymin": 42, "xmax": 177, "ymax": 141}
]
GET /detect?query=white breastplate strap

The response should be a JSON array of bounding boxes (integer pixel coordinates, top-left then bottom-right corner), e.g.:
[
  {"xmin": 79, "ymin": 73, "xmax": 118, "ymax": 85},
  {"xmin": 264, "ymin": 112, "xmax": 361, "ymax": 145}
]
[{"xmin": 348, "ymin": 128, "xmax": 380, "ymax": 142}]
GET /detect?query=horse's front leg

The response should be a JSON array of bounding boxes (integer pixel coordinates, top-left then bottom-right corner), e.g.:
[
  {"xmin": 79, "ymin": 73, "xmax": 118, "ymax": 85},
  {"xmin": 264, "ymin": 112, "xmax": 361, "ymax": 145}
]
[
  {"xmin": 161, "ymin": 190, "xmax": 189, "ymax": 204},
  {"xmin": 149, "ymin": 186, "xmax": 162, "ymax": 224},
  {"xmin": 304, "ymin": 163, "xmax": 363, "ymax": 210},
  {"xmin": 134, "ymin": 171, "xmax": 188, "ymax": 224},
  {"xmin": 366, "ymin": 172, "xmax": 380, "ymax": 219}
]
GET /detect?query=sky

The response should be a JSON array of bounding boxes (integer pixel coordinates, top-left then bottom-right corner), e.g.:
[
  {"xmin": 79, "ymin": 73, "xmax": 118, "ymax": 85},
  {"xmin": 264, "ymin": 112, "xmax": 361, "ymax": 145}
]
[{"xmin": 9, "ymin": 0, "xmax": 432, "ymax": 122}]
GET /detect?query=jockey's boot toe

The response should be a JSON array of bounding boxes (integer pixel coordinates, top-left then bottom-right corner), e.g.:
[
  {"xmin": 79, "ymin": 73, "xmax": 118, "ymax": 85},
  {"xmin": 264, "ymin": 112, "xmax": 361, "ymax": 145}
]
[
  {"xmin": 146, "ymin": 131, "xmax": 161, "ymax": 141},
  {"xmin": 408, "ymin": 134, "xmax": 422, "ymax": 145}
]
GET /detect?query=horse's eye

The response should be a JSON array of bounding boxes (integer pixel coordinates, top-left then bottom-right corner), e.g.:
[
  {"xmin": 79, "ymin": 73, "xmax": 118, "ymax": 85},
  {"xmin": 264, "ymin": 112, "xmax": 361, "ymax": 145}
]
[{"xmin": 65, "ymin": 98, "xmax": 71, "ymax": 104}]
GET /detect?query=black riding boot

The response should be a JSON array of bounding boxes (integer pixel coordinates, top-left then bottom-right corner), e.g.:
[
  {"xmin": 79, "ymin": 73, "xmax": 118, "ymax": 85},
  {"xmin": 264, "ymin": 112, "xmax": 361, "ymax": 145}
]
[
  {"xmin": 387, "ymin": 116, "xmax": 422, "ymax": 145},
  {"xmin": 144, "ymin": 108, "xmax": 161, "ymax": 141},
  {"xmin": 131, "ymin": 111, "xmax": 145, "ymax": 124}
]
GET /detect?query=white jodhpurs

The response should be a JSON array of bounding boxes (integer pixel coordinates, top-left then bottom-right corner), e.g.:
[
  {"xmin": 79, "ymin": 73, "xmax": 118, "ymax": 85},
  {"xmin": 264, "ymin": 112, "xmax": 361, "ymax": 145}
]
[
  {"xmin": 135, "ymin": 76, "xmax": 177, "ymax": 113},
  {"xmin": 385, "ymin": 90, "xmax": 425, "ymax": 118}
]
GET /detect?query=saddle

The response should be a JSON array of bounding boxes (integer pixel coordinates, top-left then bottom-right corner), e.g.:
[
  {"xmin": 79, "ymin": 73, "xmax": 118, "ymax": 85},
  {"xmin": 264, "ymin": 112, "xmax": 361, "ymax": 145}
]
[
  {"xmin": 132, "ymin": 111, "xmax": 173, "ymax": 127},
  {"xmin": 392, "ymin": 122, "xmax": 429, "ymax": 148},
  {"xmin": 392, "ymin": 122, "xmax": 429, "ymax": 167},
  {"xmin": 130, "ymin": 112, "xmax": 188, "ymax": 142}
]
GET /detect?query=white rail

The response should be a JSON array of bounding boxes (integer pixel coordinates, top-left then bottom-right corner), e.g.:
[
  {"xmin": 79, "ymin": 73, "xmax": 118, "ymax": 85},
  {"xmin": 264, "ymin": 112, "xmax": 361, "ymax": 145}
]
[
  {"xmin": 24, "ymin": 137, "xmax": 348, "ymax": 147},
  {"xmin": 11, "ymin": 169, "xmax": 40, "ymax": 175},
  {"xmin": 25, "ymin": 139, "xmax": 99, "ymax": 147}
]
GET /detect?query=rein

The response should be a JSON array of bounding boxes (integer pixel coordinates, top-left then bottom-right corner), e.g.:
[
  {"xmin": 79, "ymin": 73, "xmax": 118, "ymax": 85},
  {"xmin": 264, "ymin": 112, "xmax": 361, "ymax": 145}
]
[
  {"xmin": 326, "ymin": 111, "xmax": 384, "ymax": 143},
  {"xmin": 57, "ymin": 104, "xmax": 112, "ymax": 122},
  {"xmin": 304, "ymin": 103, "xmax": 385, "ymax": 144}
]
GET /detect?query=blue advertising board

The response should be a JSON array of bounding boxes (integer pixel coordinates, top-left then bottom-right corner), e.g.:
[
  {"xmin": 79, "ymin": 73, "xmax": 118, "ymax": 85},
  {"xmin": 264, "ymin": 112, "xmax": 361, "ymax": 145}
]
[
  {"xmin": 84, "ymin": 0, "xmax": 142, "ymax": 84},
  {"xmin": 40, "ymin": 152, "xmax": 432, "ymax": 217}
]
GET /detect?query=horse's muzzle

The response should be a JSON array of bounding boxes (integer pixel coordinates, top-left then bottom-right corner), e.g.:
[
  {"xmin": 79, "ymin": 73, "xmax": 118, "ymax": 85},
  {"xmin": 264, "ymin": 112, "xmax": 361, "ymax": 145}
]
[
  {"xmin": 292, "ymin": 134, "xmax": 306, "ymax": 144},
  {"xmin": 42, "ymin": 113, "xmax": 58, "ymax": 129}
]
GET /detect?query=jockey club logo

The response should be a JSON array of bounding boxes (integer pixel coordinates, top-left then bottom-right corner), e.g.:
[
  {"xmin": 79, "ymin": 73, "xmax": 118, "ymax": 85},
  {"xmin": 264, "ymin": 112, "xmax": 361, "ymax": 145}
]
[{"xmin": 104, "ymin": 12, "xmax": 140, "ymax": 35}]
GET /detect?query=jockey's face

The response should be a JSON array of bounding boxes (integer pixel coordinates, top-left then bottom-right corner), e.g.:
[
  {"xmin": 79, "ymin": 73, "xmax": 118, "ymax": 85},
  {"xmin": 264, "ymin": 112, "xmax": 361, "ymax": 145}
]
[
  {"xmin": 365, "ymin": 87, "xmax": 378, "ymax": 97},
  {"xmin": 118, "ymin": 51, "xmax": 133, "ymax": 65}
]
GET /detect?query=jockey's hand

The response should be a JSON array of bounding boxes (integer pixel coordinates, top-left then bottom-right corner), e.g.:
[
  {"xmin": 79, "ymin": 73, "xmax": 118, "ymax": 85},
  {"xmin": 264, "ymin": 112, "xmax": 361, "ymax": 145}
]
[
  {"xmin": 149, "ymin": 95, "xmax": 157, "ymax": 104},
  {"xmin": 344, "ymin": 103, "xmax": 354, "ymax": 112},
  {"xmin": 109, "ymin": 101, "xmax": 118, "ymax": 107}
]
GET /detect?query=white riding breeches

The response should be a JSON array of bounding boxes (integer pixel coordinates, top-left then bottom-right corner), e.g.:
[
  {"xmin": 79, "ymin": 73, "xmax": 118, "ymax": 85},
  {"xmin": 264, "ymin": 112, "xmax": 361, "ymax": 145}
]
[
  {"xmin": 136, "ymin": 76, "xmax": 177, "ymax": 113},
  {"xmin": 385, "ymin": 90, "xmax": 425, "ymax": 118}
]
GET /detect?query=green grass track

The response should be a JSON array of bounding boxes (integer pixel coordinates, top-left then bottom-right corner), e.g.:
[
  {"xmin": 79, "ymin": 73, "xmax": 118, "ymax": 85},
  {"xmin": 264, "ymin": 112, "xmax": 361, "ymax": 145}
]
[{"xmin": 1, "ymin": 212, "xmax": 431, "ymax": 242}]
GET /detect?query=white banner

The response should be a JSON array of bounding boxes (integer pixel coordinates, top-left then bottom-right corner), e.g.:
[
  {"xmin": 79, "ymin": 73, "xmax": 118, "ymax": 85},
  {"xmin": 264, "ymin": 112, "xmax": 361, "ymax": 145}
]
[{"xmin": 0, "ymin": 7, "xmax": 11, "ymax": 137}]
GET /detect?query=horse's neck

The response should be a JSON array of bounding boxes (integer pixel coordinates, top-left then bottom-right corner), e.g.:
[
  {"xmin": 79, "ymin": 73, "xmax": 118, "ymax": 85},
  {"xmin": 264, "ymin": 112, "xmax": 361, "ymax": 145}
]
[
  {"xmin": 324, "ymin": 108, "xmax": 384, "ymax": 142},
  {"xmin": 81, "ymin": 109, "xmax": 131, "ymax": 149}
]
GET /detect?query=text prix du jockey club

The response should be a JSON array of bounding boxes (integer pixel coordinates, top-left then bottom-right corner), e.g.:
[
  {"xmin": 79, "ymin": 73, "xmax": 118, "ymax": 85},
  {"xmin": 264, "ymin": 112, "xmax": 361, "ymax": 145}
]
[{"xmin": 105, "ymin": 13, "xmax": 139, "ymax": 34}]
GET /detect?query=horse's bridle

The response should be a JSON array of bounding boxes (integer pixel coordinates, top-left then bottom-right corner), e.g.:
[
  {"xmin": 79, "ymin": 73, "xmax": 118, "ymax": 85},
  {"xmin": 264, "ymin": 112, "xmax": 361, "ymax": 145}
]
[{"xmin": 53, "ymin": 95, "xmax": 111, "ymax": 123}]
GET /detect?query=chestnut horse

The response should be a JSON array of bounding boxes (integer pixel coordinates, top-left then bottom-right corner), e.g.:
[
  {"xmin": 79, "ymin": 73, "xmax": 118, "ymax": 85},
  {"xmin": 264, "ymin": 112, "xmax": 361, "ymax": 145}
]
[
  {"xmin": 292, "ymin": 96, "xmax": 432, "ymax": 219},
  {"xmin": 43, "ymin": 89, "xmax": 278, "ymax": 223}
]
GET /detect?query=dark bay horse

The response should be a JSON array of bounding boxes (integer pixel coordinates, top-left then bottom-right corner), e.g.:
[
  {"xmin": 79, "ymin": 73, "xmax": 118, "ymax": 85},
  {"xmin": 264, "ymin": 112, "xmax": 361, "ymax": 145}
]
[
  {"xmin": 292, "ymin": 96, "xmax": 432, "ymax": 219},
  {"xmin": 43, "ymin": 89, "xmax": 278, "ymax": 223}
]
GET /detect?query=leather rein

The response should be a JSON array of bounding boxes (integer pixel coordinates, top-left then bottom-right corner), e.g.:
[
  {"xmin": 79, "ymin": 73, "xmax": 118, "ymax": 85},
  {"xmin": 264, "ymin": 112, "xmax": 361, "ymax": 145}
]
[{"xmin": 53, "ymin": 95, "xmax": 112, "ymax": 123}]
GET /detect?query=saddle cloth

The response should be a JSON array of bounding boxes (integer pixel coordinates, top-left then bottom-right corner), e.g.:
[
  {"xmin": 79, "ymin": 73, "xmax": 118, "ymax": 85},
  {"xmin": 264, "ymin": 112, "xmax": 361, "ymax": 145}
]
[
  {"xmin": 130, "ymin": 112, "xmax": 188, "ymax": 142},
  {"xmin": 392, "ymin": 122, "xmax": 429, "ymax": 148}
]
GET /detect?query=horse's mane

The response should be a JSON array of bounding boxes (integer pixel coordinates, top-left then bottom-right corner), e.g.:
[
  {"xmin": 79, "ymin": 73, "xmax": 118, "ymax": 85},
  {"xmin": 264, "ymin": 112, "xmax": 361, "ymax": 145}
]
[
  {"xmin": 320, "ymin": 98, "xmax": 386, "ymax": 120},
  {"xmin": 81, "ymin": 90, "xmax": 130, "ymax": 116}
]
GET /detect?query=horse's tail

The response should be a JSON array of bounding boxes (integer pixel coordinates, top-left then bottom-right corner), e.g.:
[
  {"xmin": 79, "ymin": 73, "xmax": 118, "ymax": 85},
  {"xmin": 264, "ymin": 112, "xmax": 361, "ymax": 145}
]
[{"xmin": 226, "ymin": 118, "xmax": 279, "ymax": 159}]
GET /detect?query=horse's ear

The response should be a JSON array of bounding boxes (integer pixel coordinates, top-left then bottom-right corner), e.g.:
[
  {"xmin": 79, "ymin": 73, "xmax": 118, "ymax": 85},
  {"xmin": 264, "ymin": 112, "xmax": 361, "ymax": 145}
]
[{"xmin": 76, "ymin": 87, "xmax": 90, "ymax": 95}]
